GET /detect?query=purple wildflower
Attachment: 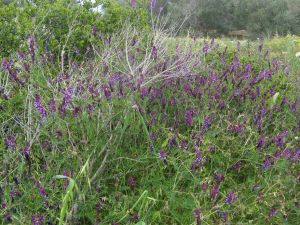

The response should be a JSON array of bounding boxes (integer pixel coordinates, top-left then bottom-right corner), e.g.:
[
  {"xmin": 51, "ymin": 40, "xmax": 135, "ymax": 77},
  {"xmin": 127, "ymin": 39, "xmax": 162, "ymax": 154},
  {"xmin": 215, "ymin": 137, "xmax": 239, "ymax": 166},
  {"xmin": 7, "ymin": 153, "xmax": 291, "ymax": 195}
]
[
  {"xmin": 184, "ymin": 83, "xmax": 194, "ymax": 96},
  {"xmin": 232, "ymin": 161, "xmax": 242, "ymax": 172},
  {"xmin": 34, "ymin": 179, "xmax": 48, "ymax": 198},
  {"xmin": 28, "ymin": 36, "xmax": 36, "ymax": 63},
  {"xmin": 263, "ymin": 155, "xmax": 274, "ymax": 170},
  {"xmin": 130, "ymin": 0, "xmax": 136, "ymax": 8},
  {"xmin": 127, "ymin": 176, "xmax": 137, "ymax": 190},
  {"xmin": 185, "ymin": 109, "xmax": 196, "ymax": 127},
  {"xmin": 150, "ymin": 0, "xmax": 157, "ymax": 9},
  {"xmin": 225, "ymin": 191, "xmax": 236, "ymax": 204},
  {"xmin": 229, "ymin": 123, "xmax": 245, "ymax": 133},
  {"xmin": 150, "ymin": 132, "xmax": 156, "ymax": 142},
  {"xmin": 203, "ymin": 42, "xmax": 209, "ymax": 55},
  {"xmin": 103, "ymin": 85, "xmax": 112, "ymax": 100},
  {"xmin": 92, "ymin": 25, "xmax": 97, "ymax": 36},
  {"xmin": 168, "ymin": 136, "xmax": 177, "ymax": 148},
  {"xmin": 200, "ymin": 116, "xmax": 211, "ymax": 135},
  {"xmin": 158, "ymin": 149, "xmax": 167, "ymax": 161},
  {"xmin": 4, "ymin": 212, "xmax": 12, "ymax": 223},
  {"xmin": 59, "ymin": 86, "xmax": 73, "ymax": 115},
  {"xmin": 291, "ymin": 148, "xmax": 300, "ymax": 162},
  {"xmin": 256, "ymin": 134, "xmax": 267, "ymax": 150},
  {"xmin": 4, "ymin": 135, "xmax": 16, "ymax": 149},
  {"xmin": 34, "ymin": 95, "xmax": 47, "ymax": 119},
  {"xmin": 270, "ymin": 88, "xmax": 276, "ymax": 96},
  {"xmin": 22, "ymin": 143, "xmax": 31, "ymax": 157},
  {"xmin": 48, "ymin": 98, "xmax": 56, "ymax": 113},
  {"xmin": 180, "ymin": 139, "xmax": 188, "ymax": 150},
  {"xmin": 210, "ymin": 185, "xmax": 219, "ymax": 200},
  {"xmin": 191, "ymin": 150, "xmax": 202, "ymax": 171},
  {"xmin": 133, "ymin": 211, "xmax": 139, "ymax": 223},
  {"xmin": 193, "ymin": 208, "xmax": 201, "ymax": 225},
  {"xmin": 214, "ymin": 173, "xmax": 224, "ymax": 184},
  {"xmin": 170, "ymin": 96, "xmax": 176, "ymax": 106},
  {"xmin": 32, "ymin": 214, "xmax": 44, "ymax": 225},
  {"xmin": 281, "ymin": 148, "xmax": 292, "ymax": 160},
  {"xmin": 140, "ymin": 87, "xmax": 149, "ymax": 99},
  {"xmin": 268, "ymin": 207, "xmax": 277, "ymax": 218},
  {"xmin": 17, "ymin": 50, "xmax": 26, "ymax": 59},
  {"xmin": 273, "ymin": 130, "xmax": 288, "ymax": 148}
]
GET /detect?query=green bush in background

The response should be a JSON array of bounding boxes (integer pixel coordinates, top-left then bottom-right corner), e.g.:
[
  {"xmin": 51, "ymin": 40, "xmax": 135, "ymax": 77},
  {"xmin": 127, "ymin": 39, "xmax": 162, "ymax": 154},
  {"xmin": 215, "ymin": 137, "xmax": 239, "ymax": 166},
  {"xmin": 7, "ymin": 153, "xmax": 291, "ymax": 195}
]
[{"xmin": 0, "ymin": 0, "xmax": 150, "ymax": 58}]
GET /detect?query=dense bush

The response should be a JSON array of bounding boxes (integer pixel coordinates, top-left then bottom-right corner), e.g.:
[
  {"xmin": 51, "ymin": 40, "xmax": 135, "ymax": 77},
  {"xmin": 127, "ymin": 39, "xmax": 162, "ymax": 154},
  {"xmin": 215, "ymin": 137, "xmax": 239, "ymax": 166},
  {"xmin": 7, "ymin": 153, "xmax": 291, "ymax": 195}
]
[
  {"xmin": 0, "ymin": 0, "xmax": 150, "ymax": 58},
  {"xmin": 0, "ymin": 27, "xmax": 299, "ymax": 224}
]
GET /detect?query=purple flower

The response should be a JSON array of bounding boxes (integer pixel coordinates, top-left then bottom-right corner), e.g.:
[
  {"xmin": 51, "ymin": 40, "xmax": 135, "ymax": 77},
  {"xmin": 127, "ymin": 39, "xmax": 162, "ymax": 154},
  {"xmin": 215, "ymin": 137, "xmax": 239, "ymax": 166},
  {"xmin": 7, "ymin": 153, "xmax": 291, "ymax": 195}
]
[
  {"xmin": 59, "ymin": 86, "xmax": 73, "ymax": 115},
  {"xmin": 4, "ymin": 212, "xmax": 12, "ymax": 223},
  {"xmin": 203, "ymin": 42, "xmax": 209, "ymax": 55},
  {"xmin": 214, "ymin": 173, "xmax": 224, "ymax": 184},
  {"xmin": 184, "ymin": 83, "xmax": 194, "ymax": 96},
  {"xmin": 34, "ymin": 95, "xmax": 47, "ymax": 119},
  {"xmin": 180, "ymin": 139, "xmax": 188, "ymax": 150},
  {"xmin": 32, "ymin": 214, "xmax": 44, "ymax": 225},
  {"xmin": 200, "ymin": 116, "xmax": 211, "ymax": 135},
  {"xmin": 150, "ymin": 0, "xmax": 157, "ymax": 9},
  {"xmin": 170, "ymin": 96, "xmax": 176, "ymax": 106},
  {"xmin": 158, "ymin": 149, "xmax": 167, "ymax": 161},
  {"xmin": 22, "ymin": 142, "xmax": 31, "ymax": 157},
  {"xmin": 2, "ymin": 58, "xmax": 22, "ymax": 84},
  {"xmin": 103, "ymin": 85, "xmax": 111, "ymax": 100},
  {"xmin": 150, "ymin": 132, "xmax": 156, "ymax": 142},
  {"xmin": 191, "ymin": 150, "xmax": 202, "ymax": 170},
  {"xmin": 269, "ymin": 207, "xmax": 277, "ymax": 218},
  {"xmin": 28, "ymin": 36, "xmax": 36, "ymax": 63},
  {"xmin": 229, "ymin": 123, "xmax": 245, "ymax": 133},
  {"xmin": 17, "ymin": 50, "xmax": 26, "ymax": 59},
  {"xmin": 185, "ymin": 109, "xmax": 195, "ymax": 127},
  {"xmin": 210, "ymin": 185, "xmax": 219, "ymax": 200},
  {"xmin": 127, "ymin": 176, "xmax": 137, "ymax": 189},
  {"xmin": 232, "ymin": 161, "xmax": 242, "ymax": 172},
  {"xmin": 92, "ymin": 25, "xmax": 97, "ymax": 36},
  {"xmin": 193, "ymin": 208, "xmax": 201, "ymax": 225},
  {"xmin": 281, "ymin": 148, "xmax": 292, "ymax": 160},
  {"xmin": 263, "ymin": 155, "xmax": 274, "ymax": 170},
  {"xmin": 140, "ymin": 87, "xmax": 149, "ymax": 99},
  {"xmin": 168, "ymin": 136, "xmax": 177, "ymax": 148},
  {"xmin": 4, "ymin": 135, "xmax": 16, "ymax": 149},
  {"xmin": 48, "ymin": 98, "xmax": 56, "ymax": 113},
  {"xmin": 270, "ymin": 88, "xmax": 276, "ymax": 96},
  {"xmin": 130, "ymin": 0, "xmax": 136, "ymax": 8},
  {"xmin": 291, "ymin": 148, "xmax": 300, "ymax": 162},
  {"xmin": 273, "ymin": 130, "xmax": 288, "ymax": 148},
  {"xmin": 133, "ymin": 211, "xmax": 139, "ymax": 223},
  {"xmin": 34, "ymin": 180, "xmax": 48, "ymax": 198},
  {"xmin": 225, "ymin": 191, "xmax": 236, "ymax": 204},
  {"xmin": 256, "ymin": 134, "xmax": 267, "ymax": 150}
]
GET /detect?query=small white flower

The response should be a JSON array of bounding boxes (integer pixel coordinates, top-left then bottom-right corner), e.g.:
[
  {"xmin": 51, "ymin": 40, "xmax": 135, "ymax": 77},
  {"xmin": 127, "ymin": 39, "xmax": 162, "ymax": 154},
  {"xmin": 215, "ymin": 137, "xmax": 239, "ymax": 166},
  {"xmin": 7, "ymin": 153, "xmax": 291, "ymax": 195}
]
[{"xmin": 295, "ymin": 52, "xmax": 300, "ymax": 57}]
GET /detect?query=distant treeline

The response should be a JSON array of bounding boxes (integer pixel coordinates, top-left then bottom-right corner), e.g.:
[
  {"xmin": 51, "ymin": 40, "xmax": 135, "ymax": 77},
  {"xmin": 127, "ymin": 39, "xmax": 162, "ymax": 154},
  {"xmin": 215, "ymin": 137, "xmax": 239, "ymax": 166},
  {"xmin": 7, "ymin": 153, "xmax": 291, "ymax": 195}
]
[{"xmin": 155, "ymin": 0, "xmax": 300, "ymax": 37}]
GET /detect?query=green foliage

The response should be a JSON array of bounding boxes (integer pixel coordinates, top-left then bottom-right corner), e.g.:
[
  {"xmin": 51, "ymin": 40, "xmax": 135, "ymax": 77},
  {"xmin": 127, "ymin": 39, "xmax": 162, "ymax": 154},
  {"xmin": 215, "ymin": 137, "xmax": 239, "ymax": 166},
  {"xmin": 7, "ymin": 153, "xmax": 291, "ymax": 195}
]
[{"xmin": 0, "ymin": 0, "xmax": 150, "ymax": 58}]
